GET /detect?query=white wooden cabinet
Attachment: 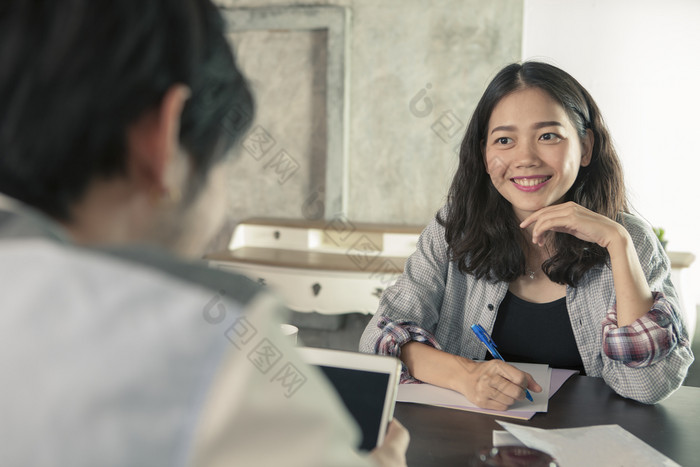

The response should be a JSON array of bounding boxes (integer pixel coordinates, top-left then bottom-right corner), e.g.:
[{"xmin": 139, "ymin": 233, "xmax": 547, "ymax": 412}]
[{"xmin": 207, "ymin": 218, "xmax": 422, "ymax": 315}]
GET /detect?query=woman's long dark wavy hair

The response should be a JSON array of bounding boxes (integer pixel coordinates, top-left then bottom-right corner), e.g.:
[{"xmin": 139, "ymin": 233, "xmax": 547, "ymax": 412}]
[{"xmin": 438, "ymin": 61, "xmax": 627, "ymax": 287}]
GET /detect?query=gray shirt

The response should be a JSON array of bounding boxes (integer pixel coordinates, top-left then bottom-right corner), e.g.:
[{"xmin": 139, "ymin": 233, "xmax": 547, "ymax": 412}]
[
  {"xmin": 0, "ymin": 194, "xmax": 370, "ymax": 466},
  {"xmin": 360, "ymin": 209, "xmax": 693, "ymax": 404}
]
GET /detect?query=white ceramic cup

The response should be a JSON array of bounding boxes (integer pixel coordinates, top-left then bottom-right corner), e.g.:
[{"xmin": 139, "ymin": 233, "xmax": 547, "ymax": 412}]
[{"xmin": 280, "ymin": 323, "xmax": 299, "ymax": 345}]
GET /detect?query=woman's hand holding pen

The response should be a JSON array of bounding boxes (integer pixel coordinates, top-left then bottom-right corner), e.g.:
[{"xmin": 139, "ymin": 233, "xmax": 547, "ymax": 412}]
[
  {"xmin": 454, "ymin": 358, "xmax": 542, "ymax": 411},
  {"xmin": 401, "ymin": 342, "xmax": 542, "ymax": 410}
]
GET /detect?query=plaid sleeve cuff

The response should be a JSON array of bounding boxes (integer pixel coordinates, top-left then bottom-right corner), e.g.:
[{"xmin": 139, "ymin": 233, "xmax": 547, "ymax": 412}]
[
  {"xmin": 374, "ymin": 317, "xmax": 441, "ymax": 384},
  {"xmin": 602, "ymin": 291, "xmax": 683, "ymax": 368}
]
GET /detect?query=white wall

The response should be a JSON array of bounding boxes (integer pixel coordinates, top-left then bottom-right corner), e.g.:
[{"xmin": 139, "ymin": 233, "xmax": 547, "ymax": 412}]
[{"xmin": 523, "ymin": 0, "xmax": 700, "ymax": 307}]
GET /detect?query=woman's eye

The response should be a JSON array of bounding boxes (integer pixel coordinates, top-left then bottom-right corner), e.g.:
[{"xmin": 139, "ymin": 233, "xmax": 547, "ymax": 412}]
[
  {"xmin": 539, "ymin": 133, "xmax": 561, "ymax": 142},
  {"xmin": 496, "ymin": 137, "xmax": 512, "ymax": 145}
]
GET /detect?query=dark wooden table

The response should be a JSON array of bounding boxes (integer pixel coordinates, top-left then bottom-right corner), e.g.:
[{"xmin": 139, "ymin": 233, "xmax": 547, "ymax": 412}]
[{"xmin": 395, "ymin": 376, "xmax": 700, "ymax": 466}]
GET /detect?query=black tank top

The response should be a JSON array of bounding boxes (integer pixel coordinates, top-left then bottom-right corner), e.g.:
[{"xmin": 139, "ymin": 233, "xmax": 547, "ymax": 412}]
[{"xmin": 488, "ymin": 291, "xmax": 585, "ymax": 374}]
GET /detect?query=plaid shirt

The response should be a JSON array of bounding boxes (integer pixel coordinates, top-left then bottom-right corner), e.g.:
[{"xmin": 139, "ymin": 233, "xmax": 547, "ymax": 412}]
[
  {"xmin": 360, "ymin": 209, "xmax": 694, "ymax": 404},
  {"xmin": 601, "ymin": 292, "xmax": 679, "ymax": 367}
]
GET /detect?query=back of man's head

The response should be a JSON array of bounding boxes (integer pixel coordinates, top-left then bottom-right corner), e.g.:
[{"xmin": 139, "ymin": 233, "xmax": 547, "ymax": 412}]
[{"xmin": 0, "ymin": 0, "xmax": 253, "ymax": 221}]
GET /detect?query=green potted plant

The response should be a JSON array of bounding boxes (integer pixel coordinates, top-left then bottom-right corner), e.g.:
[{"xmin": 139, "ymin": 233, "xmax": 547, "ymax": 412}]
[{"xmin": 653, "ymin": 227, "xmax": 668, "ymax": 250}]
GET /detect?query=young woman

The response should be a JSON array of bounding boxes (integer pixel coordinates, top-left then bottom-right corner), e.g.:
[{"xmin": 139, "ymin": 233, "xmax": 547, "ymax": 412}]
[{"xmin": 360, "ymin": 61, "xmax": 693, "ymax": 409}]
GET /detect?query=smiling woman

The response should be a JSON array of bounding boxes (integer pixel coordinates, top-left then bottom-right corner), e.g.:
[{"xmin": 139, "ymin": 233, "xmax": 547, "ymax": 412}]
[
  {"xmin": 360, "ymin": 61, "xmax": 694, "ymax": 409},
  {"xmin": 450, "ymin": 62, "xmax": 624, "ymax": 286},
  {"xmin": 484, "ymin": 87, "xmax": 592, "ymax": 224}
]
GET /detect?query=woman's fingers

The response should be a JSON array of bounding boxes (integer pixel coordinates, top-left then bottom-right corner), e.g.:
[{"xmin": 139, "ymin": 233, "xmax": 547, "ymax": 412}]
[
  {"xmin": 520, "ymin": 202, "xmax": 612, "ymax": 246},
  {"xmin": 519, "ymin": 201, "xmax": 576, "ymax": 229},
  {"xmin": 526, "ymin": 373, "xmax": 543, "ymax": 393},
  {"xmin": 531, "ymin": 213, "xmax": 587, "ymax": 244},
  {"xmin": 469, "ymin": 361, "xmax": 540, "ymax": 410}
]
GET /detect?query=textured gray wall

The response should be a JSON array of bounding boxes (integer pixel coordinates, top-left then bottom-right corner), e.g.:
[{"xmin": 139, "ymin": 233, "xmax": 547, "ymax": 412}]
[
  {"xmin": 225, "ymin": 28, "xmax": 328, "ymax": 221},
  {"xmin": 214, "ymin": 0, "xmax": 523, "ymax": 235}
]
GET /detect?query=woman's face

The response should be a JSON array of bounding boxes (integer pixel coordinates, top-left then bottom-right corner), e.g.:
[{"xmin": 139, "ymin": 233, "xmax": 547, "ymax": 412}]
[{"xmin": 483, "ymin": 87, "xmax": 592, "ymax": 222}]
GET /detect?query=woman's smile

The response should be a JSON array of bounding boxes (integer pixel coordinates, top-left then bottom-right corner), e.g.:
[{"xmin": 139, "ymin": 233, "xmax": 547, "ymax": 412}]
[{"xmin": 511, "ymin": 175, "xmax": 552, "ymax": 191}]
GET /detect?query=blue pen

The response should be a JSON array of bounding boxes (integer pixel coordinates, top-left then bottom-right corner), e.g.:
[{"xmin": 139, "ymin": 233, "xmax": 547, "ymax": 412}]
[{"xmin": 470, "ymin": 324, "xmax": 533, "ymax": 402}]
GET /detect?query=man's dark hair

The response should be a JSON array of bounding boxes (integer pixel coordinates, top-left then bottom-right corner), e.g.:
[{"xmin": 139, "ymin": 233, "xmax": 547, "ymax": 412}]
[
  {"xmin": 0, "ymin": 0, "xmax": 253, "ymax": 220},
  {"xmin": 439, "ymin": 61, "xmax": 627, "ymax": 287}
]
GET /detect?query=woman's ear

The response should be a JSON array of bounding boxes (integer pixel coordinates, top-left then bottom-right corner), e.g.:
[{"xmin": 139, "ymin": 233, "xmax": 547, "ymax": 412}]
[
  {"xmin": 125, "ymin": 84, "xmax": 191, "ymax": 199},
  {"xmin": 580, "ymin": 128, "xmax": 594, "ymax": 167}
]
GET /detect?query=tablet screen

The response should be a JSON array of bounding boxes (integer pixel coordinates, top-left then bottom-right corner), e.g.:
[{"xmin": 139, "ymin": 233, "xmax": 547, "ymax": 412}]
[{"xmin": 317, "ymin": 365, "xmax": 390, "ymax": 451}]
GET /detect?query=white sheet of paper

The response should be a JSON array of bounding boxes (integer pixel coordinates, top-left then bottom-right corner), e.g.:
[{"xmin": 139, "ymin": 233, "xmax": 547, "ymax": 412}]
[
  {"xmin": 397, "ymin": 362, "xmax": 551, "ymax": 413},
  {"xmin": 493, "ymin": 430, "xmax": 525, "ymax": 447},
  {"xmin": 497, "ymin": 421, "xmax": 680, "ymax": 467}
]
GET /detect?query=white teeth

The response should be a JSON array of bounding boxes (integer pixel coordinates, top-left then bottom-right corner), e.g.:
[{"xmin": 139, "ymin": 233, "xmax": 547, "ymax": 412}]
[{"xmin": 513, "ymin": 177, "xmax": 550, "ymax": 187}]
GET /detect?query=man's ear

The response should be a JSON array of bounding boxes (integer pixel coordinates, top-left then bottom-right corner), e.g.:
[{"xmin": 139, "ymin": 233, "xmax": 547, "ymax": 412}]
[
  {"xmin": 580, "ymin": 128, "xmax": 594, "ymax": 167},
  {"xmin": 125, "ymin": 84, "xmax": 191, "ymax": 198}
]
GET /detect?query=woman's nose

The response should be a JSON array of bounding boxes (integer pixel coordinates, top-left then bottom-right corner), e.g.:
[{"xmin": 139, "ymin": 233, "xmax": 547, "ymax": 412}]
[{"xmin": 514, "ymin": 143, "xmax": 540, "ymax": 168}]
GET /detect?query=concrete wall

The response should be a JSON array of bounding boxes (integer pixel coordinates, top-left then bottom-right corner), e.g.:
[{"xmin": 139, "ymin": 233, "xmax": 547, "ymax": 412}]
[{"xmin": 214, "ymin": 0, "xmax": 523, "ymax": 233}]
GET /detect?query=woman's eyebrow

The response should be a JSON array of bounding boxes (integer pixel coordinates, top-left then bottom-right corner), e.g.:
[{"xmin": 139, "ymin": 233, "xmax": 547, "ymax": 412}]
[
  {"xmin": 490, "ymin": 125, "xmax": 516, "ymax": 134},
  {"xmin": 533, "ymin": 121, "xmax": 564, "ymax": 129},
  {"xmin": 490, "ymin": 121, "xmax": 564, "ymax": 135}
]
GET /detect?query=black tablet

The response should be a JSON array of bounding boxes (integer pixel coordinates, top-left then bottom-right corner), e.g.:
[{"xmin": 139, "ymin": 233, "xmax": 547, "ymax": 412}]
[{"xmin": 298, "ymin": 347, "xmax": 401, "ymax": 451}]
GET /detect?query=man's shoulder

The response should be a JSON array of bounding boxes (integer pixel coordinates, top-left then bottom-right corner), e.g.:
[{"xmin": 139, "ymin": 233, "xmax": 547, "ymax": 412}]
[
  {"xmin": 0, "ymin": 196, "xmax": 70, "ymax": 242},
  {"xmin": 0, "ymin": 238, "xmax": 264, "ymax": 312},
  {"xmin": 101, "ymin": 245, "xmax": 263, "ymax": 309},
  {"xmin": 1, "ymin": 194, "xmax": 264, "ymax": 308}
]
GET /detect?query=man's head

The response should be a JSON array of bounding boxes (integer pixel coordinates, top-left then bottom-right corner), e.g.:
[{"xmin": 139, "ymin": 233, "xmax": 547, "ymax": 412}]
[{"xmin": 0, "ymin": 0, "xmax": 253, "ymax": 254}]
